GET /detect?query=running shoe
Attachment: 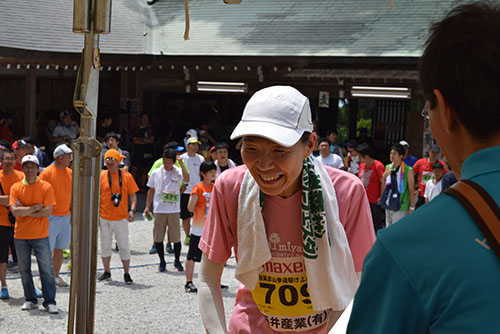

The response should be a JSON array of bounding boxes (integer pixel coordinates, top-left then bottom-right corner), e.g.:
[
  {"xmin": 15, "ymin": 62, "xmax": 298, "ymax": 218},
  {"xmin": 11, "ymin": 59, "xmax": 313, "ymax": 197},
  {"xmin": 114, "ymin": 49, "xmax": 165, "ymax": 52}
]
[
  {"xmin": 158, "ymin": 262, "xmax": 166, "ymax": 272},
  {"xmin": 0, "ymin": 287, "xmax": 9, "ymax": 299},
  {"xmin": 184, "ymin": 236, "xmax": 190, "ymax": 245},
  {"xmin": 185, "ymin": 282, "xmax": 197, "ymax": 293},
  {"xmin": 7, "ymin": 262, "xmax": 18, "ymax": 273},
  {"xmin": 55, "ymin": 276, "xmax": 68, "ymax": 287},
  {"xmin": 45, "ymin": 304, "xmax": 58, "ymax": 314},
  {"xmin": 21, "ymin": 301, "xmax": 38, "ymax": 310},
  {"xmin": 174, "ymin": 260, "xmax": 184, "ymax": 272},
  {"xmin": 35, "ymin": 288, "xmax": 43, "ymax": 298},
  {"xmin": 166, "ymin": 243, "xmax": 174, "ymax": 254},
  {"xmin": 149, "ymin": 244, "xmax": 157, "ymax": 254},
  {"xmin": 124, "ymin": 273, "xmax": 133, "ymax": 285},
  {"xmin": 98, "ymin": 271, "xmax": 111, "ymax": 281}
]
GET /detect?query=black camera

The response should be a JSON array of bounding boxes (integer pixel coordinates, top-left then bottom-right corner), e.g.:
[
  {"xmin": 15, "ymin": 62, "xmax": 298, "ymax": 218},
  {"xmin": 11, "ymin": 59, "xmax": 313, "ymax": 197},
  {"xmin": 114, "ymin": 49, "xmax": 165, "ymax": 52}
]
[{"xmin": 111, "ymin": 193, "xmax": 122, "ymax": 207}]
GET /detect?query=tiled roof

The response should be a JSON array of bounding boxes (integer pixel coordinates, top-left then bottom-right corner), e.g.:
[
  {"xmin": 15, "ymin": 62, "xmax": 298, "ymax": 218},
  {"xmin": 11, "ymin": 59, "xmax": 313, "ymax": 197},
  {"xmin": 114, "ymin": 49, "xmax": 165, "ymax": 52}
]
[{"xmin": 0, "ymin": 0, "xmax": 477, "ymax": 57}]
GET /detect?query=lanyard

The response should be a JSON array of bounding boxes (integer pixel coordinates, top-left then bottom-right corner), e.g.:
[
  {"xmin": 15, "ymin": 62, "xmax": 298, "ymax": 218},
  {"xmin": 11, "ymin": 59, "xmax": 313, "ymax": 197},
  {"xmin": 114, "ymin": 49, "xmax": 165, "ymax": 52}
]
[{"xmin": 107, "ymin": 170, "xmax": 122, "ymax": 193}]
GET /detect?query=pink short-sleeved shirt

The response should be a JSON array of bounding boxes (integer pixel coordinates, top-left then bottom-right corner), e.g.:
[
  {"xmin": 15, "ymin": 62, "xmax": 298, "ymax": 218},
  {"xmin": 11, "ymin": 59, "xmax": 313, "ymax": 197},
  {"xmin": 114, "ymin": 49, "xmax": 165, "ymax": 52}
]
[{"xmin": 199, "ymin": 165, "xmax": 375, "ymax": 333}]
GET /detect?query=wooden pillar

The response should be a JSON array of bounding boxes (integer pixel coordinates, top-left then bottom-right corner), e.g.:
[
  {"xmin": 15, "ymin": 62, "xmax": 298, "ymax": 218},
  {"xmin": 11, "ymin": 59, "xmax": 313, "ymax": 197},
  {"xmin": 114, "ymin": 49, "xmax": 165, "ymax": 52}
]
[{"xmin": 25, "ymin": 69, "xmax": 36, "ymax": 139}]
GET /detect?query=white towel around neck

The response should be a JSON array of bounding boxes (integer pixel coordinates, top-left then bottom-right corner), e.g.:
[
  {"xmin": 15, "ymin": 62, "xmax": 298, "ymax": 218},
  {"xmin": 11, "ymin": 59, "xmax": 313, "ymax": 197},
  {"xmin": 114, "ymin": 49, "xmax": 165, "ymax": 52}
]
[{"xmin": 235, "ymin": 159, "xmax": 358, "ymax": 311}]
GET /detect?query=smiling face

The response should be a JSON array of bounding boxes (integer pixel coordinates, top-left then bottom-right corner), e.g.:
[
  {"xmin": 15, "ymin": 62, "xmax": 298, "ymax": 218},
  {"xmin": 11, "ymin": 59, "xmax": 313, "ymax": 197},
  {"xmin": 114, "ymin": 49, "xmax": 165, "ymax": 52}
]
[{"xmin": 240, "ymin": 134, "xmax": 315, "ymax": 198}]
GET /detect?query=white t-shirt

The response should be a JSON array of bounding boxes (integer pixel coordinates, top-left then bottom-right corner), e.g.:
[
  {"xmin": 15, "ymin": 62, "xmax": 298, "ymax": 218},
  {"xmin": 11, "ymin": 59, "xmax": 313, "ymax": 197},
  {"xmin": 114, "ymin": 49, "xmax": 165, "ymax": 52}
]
[
  {"xmin": 316, "ymin": 153, "xmax": 344, "ymax": 169},
  {"xmin": 424, "ymin": 178, "xmax": 442, "ymax": 202},
  {"xmin": 52, "ymin": 124, "xmax": 79, "ymax": 139},
  {"xmin": 147, "ymin": 165, "xmax": 182, "ymax": 213},
  {"xmin": 181, "ymin": 153, "xmax": 205, "ymax": 193}
]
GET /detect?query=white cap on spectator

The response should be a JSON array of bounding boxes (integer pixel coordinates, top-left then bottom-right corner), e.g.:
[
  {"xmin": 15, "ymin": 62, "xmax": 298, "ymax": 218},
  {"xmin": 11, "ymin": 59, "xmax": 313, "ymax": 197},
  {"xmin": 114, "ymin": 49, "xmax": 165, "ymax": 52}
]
[
  {"xmin": 53, "ymin": 144, "xmax": 73, "ymax": 159},
  {"xmin": 21, "ymin": 155, "xmax": 39, "ymax": 166},
  {"xmin": 186, "ymin": 129, "xmax": 198, "ymax": 139}
]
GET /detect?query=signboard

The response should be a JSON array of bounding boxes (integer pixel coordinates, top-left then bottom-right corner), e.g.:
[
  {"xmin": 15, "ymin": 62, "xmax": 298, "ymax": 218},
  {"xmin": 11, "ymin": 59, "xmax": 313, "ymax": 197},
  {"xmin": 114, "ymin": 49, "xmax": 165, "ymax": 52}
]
[{"xmin": 319, "ymin": 91, "xmax": 330, "ymax": 108}]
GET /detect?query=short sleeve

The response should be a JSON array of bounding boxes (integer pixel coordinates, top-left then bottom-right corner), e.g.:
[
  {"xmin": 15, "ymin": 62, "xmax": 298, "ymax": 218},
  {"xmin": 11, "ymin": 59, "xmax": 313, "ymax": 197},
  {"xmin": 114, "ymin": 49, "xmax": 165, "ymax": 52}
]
[
  {"xmin": 52, "ymin": 126, "xmax": 62, "ymax": 138},
  {"xmin": 43, "ymin": 183, "xmax": 57, "ymax": 207},
  {"xmin": 347, "ymin": 239, "xmax": 428, "ymax": 334},
  {"xmin": 9, "ymin": 184, "xmax": 19, "ymax": 207},
  {"xmin": 126, "ymin": 173, "xmax": 139, "ymax": 194},
  {"xmin": 146, "ymin": 170, "xmax": 156, "ymax": 188},
  {"xmin": 376, "ymin": 162, "xmax": 386, "ymax": 179}
]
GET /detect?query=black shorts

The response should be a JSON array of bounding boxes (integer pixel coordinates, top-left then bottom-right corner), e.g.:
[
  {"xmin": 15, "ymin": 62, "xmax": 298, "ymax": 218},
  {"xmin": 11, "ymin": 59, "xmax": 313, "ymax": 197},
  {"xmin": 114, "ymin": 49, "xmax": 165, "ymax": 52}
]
[
  {"xmin": 180, "ymin": 194, "xmax": 193, "ymax": 219},
  {"xmin": 186, "ymin": 234, "xmax": 202, "ymax": 262},
  {"xmin": 0, "ymin": 226, "xmax": 14, "ymax": 263}
]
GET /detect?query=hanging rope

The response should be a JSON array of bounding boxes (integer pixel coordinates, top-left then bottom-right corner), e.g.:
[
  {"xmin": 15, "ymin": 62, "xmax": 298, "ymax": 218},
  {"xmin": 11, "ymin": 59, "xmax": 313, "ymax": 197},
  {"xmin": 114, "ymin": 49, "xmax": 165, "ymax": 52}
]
[{"xmin": 184, "ymin": 0, "xmax": 190, "ymax": 40}]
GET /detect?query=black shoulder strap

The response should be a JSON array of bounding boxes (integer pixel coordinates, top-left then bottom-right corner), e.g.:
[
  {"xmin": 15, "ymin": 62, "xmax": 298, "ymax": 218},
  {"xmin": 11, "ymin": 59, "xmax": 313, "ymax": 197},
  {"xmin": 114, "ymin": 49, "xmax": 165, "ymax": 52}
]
[
  {"xmin": 0, "ymin": 182, "xmax": 4, "ymax": 195},
  {"xmin": 445, "ymin": 180, "xmax": 500, "ymax": 259}
]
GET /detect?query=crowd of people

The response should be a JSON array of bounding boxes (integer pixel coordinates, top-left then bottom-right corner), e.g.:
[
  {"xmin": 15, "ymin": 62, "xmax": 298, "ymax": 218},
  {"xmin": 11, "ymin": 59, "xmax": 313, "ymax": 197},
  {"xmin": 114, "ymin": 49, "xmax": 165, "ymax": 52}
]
[{"xmin": 0, "ymin": 3, "xmax": 498, "ymax": 333}]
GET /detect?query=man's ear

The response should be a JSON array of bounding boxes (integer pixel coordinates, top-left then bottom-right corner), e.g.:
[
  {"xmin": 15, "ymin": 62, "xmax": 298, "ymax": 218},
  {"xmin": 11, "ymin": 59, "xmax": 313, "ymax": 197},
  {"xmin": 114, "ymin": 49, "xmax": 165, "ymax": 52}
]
[
  {"xmin": 305, "ymin": 132, "xmax": 317, "ymax": 157},
  {"xmin": 433, "ymin": 89, "xmax": 460, "ymax": 134}
]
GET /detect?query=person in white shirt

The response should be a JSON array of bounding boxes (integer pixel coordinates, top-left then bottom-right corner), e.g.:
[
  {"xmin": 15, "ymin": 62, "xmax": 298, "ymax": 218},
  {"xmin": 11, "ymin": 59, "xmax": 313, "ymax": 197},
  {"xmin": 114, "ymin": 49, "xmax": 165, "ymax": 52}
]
[
  {"xmin": 424, "ymin": 162, "xmax": 444, "ymax": 203},
  {"xmin": 180, "ymin": 137, "xmax": 205, "ymax": 245},
  {"xmin": 144, "ymin": 148, "xmax": 189, "ymax": 272},
  {"xmin": 214, "ymin": 142, "xmax": 236, "ymax": 178},
  {"xmin": 315, "ymin": 137, "xmax": 346, "ymax": 170}
]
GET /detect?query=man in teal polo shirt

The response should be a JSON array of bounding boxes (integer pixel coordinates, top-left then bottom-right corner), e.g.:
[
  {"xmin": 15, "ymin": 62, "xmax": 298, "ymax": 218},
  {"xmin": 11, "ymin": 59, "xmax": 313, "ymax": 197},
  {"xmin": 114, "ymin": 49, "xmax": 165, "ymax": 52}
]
[
  {"xmin": 147, "ymin": 142, "xmax": 189, "ymax": 254},
  {"xmin": 348, "ymin": 3, "xmax": 500, "ymax": 333}
]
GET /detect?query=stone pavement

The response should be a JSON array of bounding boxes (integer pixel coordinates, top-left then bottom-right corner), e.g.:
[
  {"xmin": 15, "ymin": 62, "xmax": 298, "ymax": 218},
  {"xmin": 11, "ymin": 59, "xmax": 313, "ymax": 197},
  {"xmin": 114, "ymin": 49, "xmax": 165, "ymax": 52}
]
[{"xmin": 1, "ymin": 195, "xmax": 238, "ymax": 333}]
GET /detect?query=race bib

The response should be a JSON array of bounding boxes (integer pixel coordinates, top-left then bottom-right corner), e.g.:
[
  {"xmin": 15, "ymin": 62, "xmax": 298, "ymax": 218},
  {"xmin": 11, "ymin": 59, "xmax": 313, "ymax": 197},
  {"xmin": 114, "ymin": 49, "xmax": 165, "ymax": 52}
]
[
  {"xmin": 162, "ymin": 190, "xmax": 179, "ymax": 204},
  {"xmin": 251, "ymin": 257, "xmax": 329, "ymax": 332},
  {"xmin": 421, "ymin": 171, "xmax": 434, "ymax": 185}
]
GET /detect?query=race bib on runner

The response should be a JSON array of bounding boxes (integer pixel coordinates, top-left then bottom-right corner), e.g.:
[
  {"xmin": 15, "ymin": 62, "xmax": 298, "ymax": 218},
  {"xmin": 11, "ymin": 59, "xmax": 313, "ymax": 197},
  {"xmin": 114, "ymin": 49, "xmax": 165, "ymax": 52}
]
[
  {"xmin": 162, "ymin": 190, "xmax": 179, "ymax": 204},
  {"xmin": 251, "ymin": 257, "xmax": 329, "ymax": 332}
]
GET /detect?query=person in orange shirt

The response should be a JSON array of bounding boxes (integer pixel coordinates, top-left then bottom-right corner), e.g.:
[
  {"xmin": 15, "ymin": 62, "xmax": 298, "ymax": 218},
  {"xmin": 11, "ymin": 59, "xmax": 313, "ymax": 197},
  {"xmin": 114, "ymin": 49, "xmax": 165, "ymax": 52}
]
[
  {"xmin": 98, "ymin": 149, "xmax": 138, "ymax": 284},
  {"xmin": 0, "ymin": 149, "xmax": 24, "ymax": 299},
  {"xmin": 184, "ymin": 161, "xmax": 217, "ymax": 293},
  {"xmin": 39, "ymin": 144, "xmax": 73, "ymax": 287},
  {"xmin": 10, "ymin": 155, "xmax": 58, "ymax": 313}
]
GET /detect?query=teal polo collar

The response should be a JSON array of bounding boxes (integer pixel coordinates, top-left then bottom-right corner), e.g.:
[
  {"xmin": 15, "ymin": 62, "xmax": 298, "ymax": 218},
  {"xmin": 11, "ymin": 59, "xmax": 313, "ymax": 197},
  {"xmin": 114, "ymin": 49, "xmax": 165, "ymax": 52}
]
[{"xmin": 460, "ymin": 146, "xmax": 500, "ymax": 180}]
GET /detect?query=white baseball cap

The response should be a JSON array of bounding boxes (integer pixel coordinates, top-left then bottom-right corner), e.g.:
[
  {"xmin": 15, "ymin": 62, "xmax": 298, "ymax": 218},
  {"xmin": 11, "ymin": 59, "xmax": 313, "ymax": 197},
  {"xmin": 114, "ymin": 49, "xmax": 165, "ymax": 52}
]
[
  {"xmin": 399, "ymin": 140, "xmax": 410, "ymax": 147},
  {"xmin": 230, "ymin": 86, "xmax": 313, "ymax": 147},
  {"xmin": 53, "ymin": 144, "xmax": 72, "ymax": 159},
  {"xmin": 186, "ymin": 129, "xmax": 198, "ymax": 139},
  {"xmin": 21, "ymin": 154, "xmax": 39, "ymax": 166}
]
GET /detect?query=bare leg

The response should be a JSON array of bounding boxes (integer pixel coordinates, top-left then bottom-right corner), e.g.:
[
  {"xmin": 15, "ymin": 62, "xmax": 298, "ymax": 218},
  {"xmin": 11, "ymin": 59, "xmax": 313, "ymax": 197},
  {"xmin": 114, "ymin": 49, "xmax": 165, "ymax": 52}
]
[
  {"xmin": 122, "ymin": 259, "xmax": 130, "ymax": 274},
  {"xmin": 182, "ymin": 218, "xmax": 191, "ymax": 238},
  {"xmin": 52, "ymin": 249, "xmax": 63, "ymax": 277},
  {"xmin": 0, "ymin": 262, "xmax": 7, "ymax": 287},
  {"xmin": 102, "ymin": 256, "xmax": 111, "ymax": 272},
  {"xmin": 185, "ymin": 259, "xmax": 195, "ymax": 282}
]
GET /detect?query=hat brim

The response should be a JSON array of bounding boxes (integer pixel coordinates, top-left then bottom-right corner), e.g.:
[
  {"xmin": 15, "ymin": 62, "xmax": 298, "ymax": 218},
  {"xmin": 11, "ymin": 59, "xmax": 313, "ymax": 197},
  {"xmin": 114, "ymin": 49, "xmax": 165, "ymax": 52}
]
[{"xmin": 230, "ymin": 120, "xmax": 305, "ymax": 147}]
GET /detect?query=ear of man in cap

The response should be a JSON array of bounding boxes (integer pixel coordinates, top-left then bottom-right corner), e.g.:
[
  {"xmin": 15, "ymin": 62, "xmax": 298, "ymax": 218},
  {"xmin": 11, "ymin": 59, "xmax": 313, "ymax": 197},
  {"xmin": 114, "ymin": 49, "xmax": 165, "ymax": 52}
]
[{"xmin": 230, "ymin": 86, "xmax": 313, "ymax": 147}]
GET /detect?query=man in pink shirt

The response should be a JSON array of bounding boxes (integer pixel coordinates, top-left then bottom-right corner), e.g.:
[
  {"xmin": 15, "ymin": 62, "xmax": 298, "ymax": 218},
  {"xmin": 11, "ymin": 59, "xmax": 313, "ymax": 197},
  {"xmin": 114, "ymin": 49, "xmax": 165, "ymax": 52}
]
[{"xmin": 198, "ymin": 86, "xmax": 375, "ymax": 333}]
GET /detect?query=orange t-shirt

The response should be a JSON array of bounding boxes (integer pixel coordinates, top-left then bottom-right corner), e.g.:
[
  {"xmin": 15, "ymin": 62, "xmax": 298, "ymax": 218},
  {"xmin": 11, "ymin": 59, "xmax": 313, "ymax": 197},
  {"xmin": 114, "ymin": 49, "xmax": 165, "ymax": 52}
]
[
  {"xmin": 99, "ymin": 170, "xmax": 139, "ymax": 221},
  {"xmin": 0, "ymin": 170, "xmax": 24, "ymax": 227},
  {"xmin": 39, "ymin": 164, "xmax": 72, "ymax": 216},
  {"xmin": 190, "ymin": 181, "xmax": 213, "ymax": 235},
  {"xmin": 9, "ymin": 179, "xmax": 56, "ymax": 239}
]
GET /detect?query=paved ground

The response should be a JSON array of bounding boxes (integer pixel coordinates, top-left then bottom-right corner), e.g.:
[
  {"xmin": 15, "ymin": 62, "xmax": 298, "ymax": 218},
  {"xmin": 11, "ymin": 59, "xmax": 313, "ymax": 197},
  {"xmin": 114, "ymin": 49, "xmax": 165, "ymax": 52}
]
[{"xmin": 0, "ymin": 194, "xmax": 237, "ymax": 333}]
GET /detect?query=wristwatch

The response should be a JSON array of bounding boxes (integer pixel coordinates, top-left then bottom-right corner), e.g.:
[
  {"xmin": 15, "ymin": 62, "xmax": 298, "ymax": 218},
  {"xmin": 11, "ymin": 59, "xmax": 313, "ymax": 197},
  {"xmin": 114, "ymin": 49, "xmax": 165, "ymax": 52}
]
[{"xmin": 130, "ymin": 209, "xmax": 136, "ymax": 213}]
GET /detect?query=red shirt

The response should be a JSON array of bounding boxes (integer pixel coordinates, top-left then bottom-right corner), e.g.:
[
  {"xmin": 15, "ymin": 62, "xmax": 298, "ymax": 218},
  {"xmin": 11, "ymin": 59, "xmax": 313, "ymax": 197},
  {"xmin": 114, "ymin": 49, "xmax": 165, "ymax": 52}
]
[
  {"xmin": 412, "ymin": 158, "xmax": 446, "ymax": 197},
  {"xmin": 358, "ymin": 160, "xmax": 386, "ymax": 204}
]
